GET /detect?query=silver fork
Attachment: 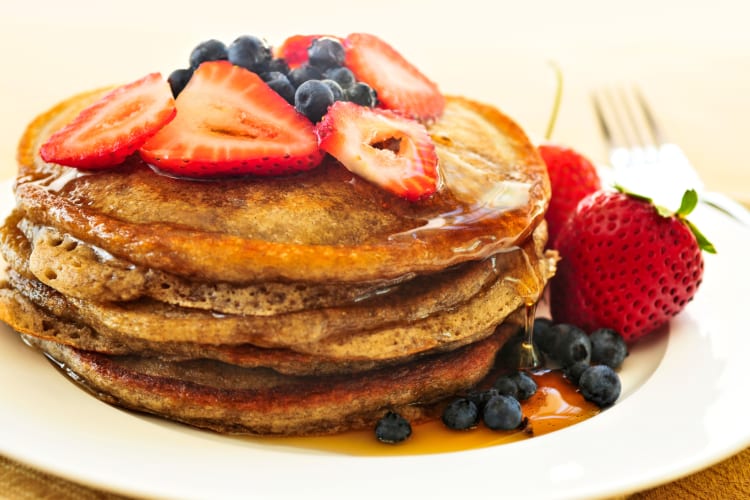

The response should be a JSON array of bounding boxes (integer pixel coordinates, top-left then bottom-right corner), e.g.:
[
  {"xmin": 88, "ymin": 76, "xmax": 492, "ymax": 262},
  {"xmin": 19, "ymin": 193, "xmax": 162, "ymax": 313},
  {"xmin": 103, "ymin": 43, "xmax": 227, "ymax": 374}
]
[{"xmin": 592, "ymin": 85, "xmax": 750, "ymax": 226}]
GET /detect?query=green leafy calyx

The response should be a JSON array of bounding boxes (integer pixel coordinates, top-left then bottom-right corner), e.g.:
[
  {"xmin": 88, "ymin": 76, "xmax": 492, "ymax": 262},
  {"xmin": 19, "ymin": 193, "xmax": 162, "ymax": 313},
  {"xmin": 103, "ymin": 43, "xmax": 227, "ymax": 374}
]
[{"xmin": 615, "ymin": 186, "xmax": 716, "ymax": 254}]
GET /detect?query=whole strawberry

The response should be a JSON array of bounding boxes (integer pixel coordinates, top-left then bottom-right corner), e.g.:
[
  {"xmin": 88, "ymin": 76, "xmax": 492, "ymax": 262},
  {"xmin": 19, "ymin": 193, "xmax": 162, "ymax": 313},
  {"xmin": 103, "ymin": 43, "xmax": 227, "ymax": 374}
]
[
  {"xmin": 536, "ymin": 64, "xmax": 601, "ymax": 244},
  {"xmin": 539, "ymin": 144, "xmax": 601, "ymax": 245},
  {"xmin": 550, "ymin": 187, "xmax": 715, "ymax": 342}
]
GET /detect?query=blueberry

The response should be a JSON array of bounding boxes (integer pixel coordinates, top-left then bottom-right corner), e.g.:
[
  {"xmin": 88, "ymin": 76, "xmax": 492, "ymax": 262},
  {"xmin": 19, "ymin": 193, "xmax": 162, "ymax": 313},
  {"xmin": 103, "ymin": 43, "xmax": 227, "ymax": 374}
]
[
  {"xmin": 346, "ymin": 82, "xmax": 377, "ymax": 107},
  {"xmin": 550, "ymin": 324, "xmax": 591, "ymax": 367},
  {"xmin": 308, "ymin": 37, "xmax": 346, "ymax": 70},
  {"xmin": 483, "ymin": 395, "xmax": 523, "ymax": 431},
  {"xmin": 266, "ymin": 57, "xmax": 290, "ymax": 76},
  {"xmin": 579, "ymin": 365, "xmax": 621, "ymax": 407},
  {"xmin": 295, "ymin": 80, "xmax": 334, "ymax": 122},
  {"xmin": 532, "ymin": 317, "xmax": 555, "ymax": 354},
  {"xmin": 492, "ymin": 375, "xmax": 519, "ymax": 399},
  {"xmin": 510, "ymin": 371, "xmax": 537, "ymax": 401},
  {"xmin": 374, "ymin": 411, "xmax": 412, "ymax": 444},
  {"xmin": 324, "ymin": 67, "xmax": 356, "ymax": 89},
  {"xmin": 590, "ymin": 328, "xmax": 629, "ymax": 369},
  {"xmin": 189, "ymin": 39, "xmax": 228, "ymax": 69},
  {"xmin": 288, "ymin": 63, "xmax": 325, "ymax": 88},
  {"xmin": 228, "ymin": 35, "xmax": 272, "ymax": 73},
  {"xmin": 563, "ymin": 360, "xmax": 590, "ymax": 385},
  {"xmin": 466, "ymin": 388, "xmax": 500, "ymax": 411},
  {"xmin": 441, "ymin": 398, "xmax": 480, "ymax": 430},
  {"xmin": 167, "ymin": 68, "xmax": 193, "ymax": 97},
  {"xmin": 321, "ymin": 79, "xmax": 345, "ymax": 102},
  {"xmin": 263, "ymin": 72, "xmax": 296, "ymax": 104}
]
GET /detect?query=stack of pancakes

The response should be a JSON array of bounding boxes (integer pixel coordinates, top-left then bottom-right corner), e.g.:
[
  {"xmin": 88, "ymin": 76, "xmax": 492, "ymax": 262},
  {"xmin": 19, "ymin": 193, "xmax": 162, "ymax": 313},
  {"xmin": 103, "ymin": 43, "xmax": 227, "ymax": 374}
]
[{"xmin": 0, "ymin": 89, "xmax": 555, "ymax": 436}]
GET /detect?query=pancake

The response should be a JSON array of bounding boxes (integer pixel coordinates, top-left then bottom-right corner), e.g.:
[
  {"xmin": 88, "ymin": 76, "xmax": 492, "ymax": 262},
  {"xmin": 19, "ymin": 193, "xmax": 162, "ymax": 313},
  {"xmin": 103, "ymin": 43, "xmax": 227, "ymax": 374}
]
[
  {"xmin": 1, "ymin": 212, "xmax": 552, "ymax": 353},
  {"xmin": 3, "ymin": 232, "xmax": 549, "ymax": 358},
  {"xmin": 1, "ymin": 282, "xmax": 524, "ymax": 376},
  {"xmin": 15, "ymin": 91, "xmax": 549, "ymax": 284},
  {"xmin": 4, "ymin": 211, "xmax": 519, "ymax": 317},
  {"xmin": 0, "ymin": 78, "xmax": 553, "ymax": 436},
  {"xmin": 21, "ymin": 324, "xmax": 517, "ymax": 436}
]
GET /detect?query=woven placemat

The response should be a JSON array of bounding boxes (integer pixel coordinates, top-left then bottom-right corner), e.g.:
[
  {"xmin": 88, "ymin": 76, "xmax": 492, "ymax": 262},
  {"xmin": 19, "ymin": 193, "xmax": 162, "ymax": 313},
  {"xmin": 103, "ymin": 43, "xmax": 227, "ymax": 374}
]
[{"xmin": 2, "ymin": 447, "xmax": 748, "ymax": 499}]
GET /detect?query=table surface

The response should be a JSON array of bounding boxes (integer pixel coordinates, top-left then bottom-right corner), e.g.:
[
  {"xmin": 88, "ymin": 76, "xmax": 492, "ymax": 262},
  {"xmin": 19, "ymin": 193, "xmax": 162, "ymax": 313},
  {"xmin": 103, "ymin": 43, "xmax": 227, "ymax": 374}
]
[{"xmin": 1, "ymin": 1, "xmax": 748, "ymax": 498}]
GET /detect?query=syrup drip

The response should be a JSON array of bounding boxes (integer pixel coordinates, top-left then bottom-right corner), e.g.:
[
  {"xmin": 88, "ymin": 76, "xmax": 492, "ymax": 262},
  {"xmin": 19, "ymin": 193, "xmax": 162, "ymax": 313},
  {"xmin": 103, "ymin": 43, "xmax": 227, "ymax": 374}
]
[
  {"xmin": 517, "ymin": 303, "xmax": 542, "ymax": 369},
  {"xmin": 268, "ymin": 370, "xmax": 599, "ymax": 456}
]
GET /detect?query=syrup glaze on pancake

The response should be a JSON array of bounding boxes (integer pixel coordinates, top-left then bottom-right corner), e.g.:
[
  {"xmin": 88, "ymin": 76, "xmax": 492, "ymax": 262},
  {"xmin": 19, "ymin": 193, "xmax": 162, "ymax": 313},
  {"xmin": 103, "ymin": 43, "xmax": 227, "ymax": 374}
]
[{"xmin": 15, "ymin": 90, "xmax": 549, "ymax": 283}]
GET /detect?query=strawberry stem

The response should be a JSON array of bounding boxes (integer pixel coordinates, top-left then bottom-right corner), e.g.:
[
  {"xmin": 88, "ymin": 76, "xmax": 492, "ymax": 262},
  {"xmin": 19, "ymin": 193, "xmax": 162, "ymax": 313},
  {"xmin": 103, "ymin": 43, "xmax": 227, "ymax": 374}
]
[{"xmin": 543, "ymin": 61, "xmax": 563, "ymax": 140}]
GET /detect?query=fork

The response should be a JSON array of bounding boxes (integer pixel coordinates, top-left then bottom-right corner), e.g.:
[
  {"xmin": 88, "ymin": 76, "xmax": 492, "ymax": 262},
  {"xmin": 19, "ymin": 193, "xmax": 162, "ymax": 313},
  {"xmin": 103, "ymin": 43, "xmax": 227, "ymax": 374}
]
[{"xmin": 591, "ymin": 85, "xmax": 750, "ymax": 227}]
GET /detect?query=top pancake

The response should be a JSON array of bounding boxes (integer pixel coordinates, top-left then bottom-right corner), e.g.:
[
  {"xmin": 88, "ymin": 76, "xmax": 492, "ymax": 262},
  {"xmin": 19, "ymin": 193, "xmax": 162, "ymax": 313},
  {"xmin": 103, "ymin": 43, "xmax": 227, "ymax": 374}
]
[{"xmin": 15, "ymin": 90, "xmax": 549, "ymax": 283}]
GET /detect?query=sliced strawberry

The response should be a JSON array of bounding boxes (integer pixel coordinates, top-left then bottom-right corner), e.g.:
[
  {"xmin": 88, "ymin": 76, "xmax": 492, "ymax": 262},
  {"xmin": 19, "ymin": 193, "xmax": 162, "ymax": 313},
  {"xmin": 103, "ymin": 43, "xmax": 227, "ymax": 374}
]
[
  {"xmin": 40, "ymin": 73, "xmax": 176, "ymax": 169},
  {"xmin": 344, "ymin": 33, "xmax": 444, "ymax": 121},
  {"xmin": 139, "ymin": 61, "xmax": 323, "ymax": 178},
  {"xmin": 274, "ymin": 34, "xmax": 341, "ymax": 68},
  {"xmin": 316, "ymin": 101, "xmax": 438, "ymax": 201}
]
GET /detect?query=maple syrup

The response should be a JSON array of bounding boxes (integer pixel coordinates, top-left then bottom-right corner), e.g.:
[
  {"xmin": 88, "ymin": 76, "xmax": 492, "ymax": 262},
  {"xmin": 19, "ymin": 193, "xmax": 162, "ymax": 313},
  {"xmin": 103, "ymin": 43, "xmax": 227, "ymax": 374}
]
[{"xmin": 268, "ymin": 370, "xmax": 599, "ymax": 456}]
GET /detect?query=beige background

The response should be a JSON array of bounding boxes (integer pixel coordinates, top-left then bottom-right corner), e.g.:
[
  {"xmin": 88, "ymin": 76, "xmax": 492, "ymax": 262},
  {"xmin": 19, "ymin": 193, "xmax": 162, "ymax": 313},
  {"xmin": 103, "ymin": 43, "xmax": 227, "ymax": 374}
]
[{"xmin": 0, "ymin": 0, "xmax": 749, "ymax": 498}]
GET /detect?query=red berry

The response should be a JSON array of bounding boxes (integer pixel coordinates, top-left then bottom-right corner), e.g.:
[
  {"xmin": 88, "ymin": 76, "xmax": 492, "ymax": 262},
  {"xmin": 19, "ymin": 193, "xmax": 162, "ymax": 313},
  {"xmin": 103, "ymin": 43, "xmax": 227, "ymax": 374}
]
[
  {"xmin": 344, "ymin": 33, "xmax": 444, "ymax": 121},
  {"xmin": 139, "ymin": 61, "xmax": 323, "ymax": 178},
  {"xmin": 550, "ymin": 189, "xmax": 710, "ymax": 342},
  {"xmin": 316, "ymin": 101, "xmax": 438, "ymax": 201},
  {"xmin": 538, "ymin": 144, "xmax": 601, "ymax": 245},
  {"xmin": 40, "ymin": 73, "xmax": 176, "ymax": 168}
]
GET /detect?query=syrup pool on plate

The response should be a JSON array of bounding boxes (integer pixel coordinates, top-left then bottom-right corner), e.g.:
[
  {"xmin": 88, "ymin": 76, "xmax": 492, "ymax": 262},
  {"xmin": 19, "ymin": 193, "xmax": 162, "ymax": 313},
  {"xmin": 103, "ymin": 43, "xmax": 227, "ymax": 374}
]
[{"xmin": 268, "ymin": 370, "xmax": 599, "ymax": 456}]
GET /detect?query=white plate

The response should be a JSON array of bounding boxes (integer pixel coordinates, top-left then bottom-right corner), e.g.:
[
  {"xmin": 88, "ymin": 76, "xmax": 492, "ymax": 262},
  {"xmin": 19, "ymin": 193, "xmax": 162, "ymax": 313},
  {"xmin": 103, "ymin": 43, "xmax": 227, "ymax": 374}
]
[{"xmin": 1, "ymin": 178, "xmax": 749, "ymax": 500}]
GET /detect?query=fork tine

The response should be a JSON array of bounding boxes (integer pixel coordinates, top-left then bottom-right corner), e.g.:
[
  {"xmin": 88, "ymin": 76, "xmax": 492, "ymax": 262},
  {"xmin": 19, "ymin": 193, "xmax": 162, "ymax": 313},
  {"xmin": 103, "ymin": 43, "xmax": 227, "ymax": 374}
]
[
  {"xmin": 632, "ymin": 86, "xmax": 665, "ymax": 146},
  {"xmin": 591, "ymin": 92, "xmax": 616, "ymax": 148},
  {"xmin": 617, "ymin": 86, "xmax": 652, "ymax": 149},
  {"xmin": 593, "ymin": 85, "xmax": 666, "ymax": 168},
  {"xmin": 593, "ymin": 87, "xmax": 634, "ymax": 167}
]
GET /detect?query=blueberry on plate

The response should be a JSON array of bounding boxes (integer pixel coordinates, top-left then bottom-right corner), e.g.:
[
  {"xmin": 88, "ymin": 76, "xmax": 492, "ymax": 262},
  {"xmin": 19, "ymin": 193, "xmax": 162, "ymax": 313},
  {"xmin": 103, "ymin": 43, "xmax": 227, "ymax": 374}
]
[
  {"xmin": 578, "ymin": 365, "xmax": 621, "ymax": 407},
  {"xmin": 466, "ymin": 388, "xmax": 500, "ymax": 411},
  {"xmin": 308, "ymin": 37, "xmax": 346, "ymax": 70},
  {"xmin": 442, "ymin": 398, "xmax": 480, "ymax": 430},
  {"xmin": 294, "ymin": 80, "xmax": 334, "ymax": 122},
  {"xmin": 551, "ymin": 323, "xmax": 591, "ymax": 367},
  {"xmin": 532, "ymin": 317, "xmax": 555, "ymax": 354},
  {"xmin": 563, "ymin": 360, "xmax": 590, "ymax": 385},
  {"xmin": 189, "ymin": 39, "xmax": 228, "ymax": 69},
  {"xmin": 590, "ymin": 328, "xmax": 629, "ymax": 369},
  {"xmin": 492, "ymin": 375, "xmax": 519, "ymax": 399},
  {"xmin": 228, "ymin": 35, "xmax": 272, "ymax": 73},
  {"xmin": 483, "ymin": 395, "xmax": 523, "ymax": 431},
  {"xmin": 375, "ymin": 411, "xmax": 412, "ymax": 444},
  {"xmin": 510, "ymin": 371, "xmax": 537, "ymax": 401}
]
